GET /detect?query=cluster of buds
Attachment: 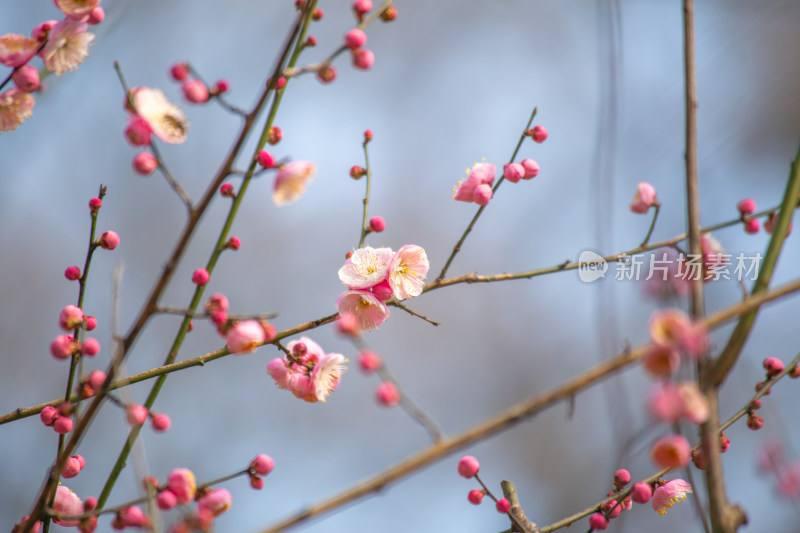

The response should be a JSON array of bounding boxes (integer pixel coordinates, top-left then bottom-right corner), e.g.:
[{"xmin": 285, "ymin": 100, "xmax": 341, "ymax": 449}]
[
  {"xmin": 588, "ymin": 469, "xmax": 633, "ymax": 530},
  {"xmin": 630, "ymin": 182, "xmax": 659, "ymax": 214},
  {"xmin": 691, "ymin": 433, "xmax": 730, "ymax": 470},
  {"xmin": 737, "ymin": 198, "xmax": 794, "ymax": 237},
  {"xmin": 456, "ymin": 456, "xmax": 510, "ymax": 513},
  {"xmin": 248, "ymin": 453, "xmax": 275, "ymax": 489},
  {"xmin": 40, "ymin": 403, "xmax": 74, "ymax": 434},
  {"xmin": 453, "ymin": 154, "xmax": 543, "ymax": 207},
  {"xmin": 336, "ymin": 244, "xmax": 430, "ymax": 332},
  {"xmin": 747, "ymin": 356, "xmax": 797, "ymax": 431},
  {"xmin": 50, "ymin": 305, "xmax": 102, "ymax": 360},
  {"xmin": 125, "ymin": 403, "xmax": 171, "ymax": 432},
  {"xmin": 343, "ymin": 28, "xmax": 375, "ymax": 71}
]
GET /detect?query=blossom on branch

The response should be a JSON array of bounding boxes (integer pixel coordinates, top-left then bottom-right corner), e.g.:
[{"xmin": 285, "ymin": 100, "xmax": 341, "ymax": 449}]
[
  {"xmin": 651, "ymin": 479, "xmax": 693, "ymax": 516},
  {"xmin": 0, "ymin": 34, "xmax": 39, "ymax": 67},
  {"xmin": 267, "ymin": 337, "xmax": 347, "ymax": 403},
  {"xmin": 0, "ymin": 89, "xmax": 35, "ymax": 132},
  {"xmin": 273, "ymin": 160, "xmax": 316, "ymax": 206},
  {"xmin": 40, "ymin": 19, "xmax": 94, "ymax": 75},
  {"xmin": 452, "ymin": 162, "xmax": 496, "ymax": 206}
]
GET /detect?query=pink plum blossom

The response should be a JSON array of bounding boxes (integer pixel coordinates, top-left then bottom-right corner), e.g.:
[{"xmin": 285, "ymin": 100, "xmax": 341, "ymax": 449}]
[
  {"xmin": 126, "ymin": 404, "xmax": 148, "ymax": 426},
  {"xmin": 642, "ymin": 345, "xmax": 681, "ymax": 378},
  {"xmin": 452, "ymin": 162, "xmax": 496, "ymax": 205},
  {"xmin": 182, "ymin": 79, "xmax": 209, "ymax": 103},
  {"xmin": 344, "ymin": 28, "xmax": 367, "ymax": 49},
  {"xmin": 338, "ymin": 246, "xmax": 394, "ymax": 290},
  {"xmin": 51, "ymin": 334, "xmax": 76, "ymax": 360},
  {"xmin": 457, "ymin": 456, "xmax": 480, "ymax": 478},
  {"xmin": 0, "ymin": 34, "xmax": 39, "ymax": 67},
  {"xmin": 530, "ymin": 125, "xmax": 548, "ymax": 143},
  {"xmin": 99, "ymin": 230, "xmax": 120, "ymax": 250},
  {"xmin": 371, "ymin": 280, "xmax": 394, "ymax": 301},
  {"xmin": 336, "ymin": 290, "xmax": 390, "ymax": 331},
  {"xmin": 53, "ymin": 485, "xmax": 83, "ymax": 526},
  {"xmin": 503, "ymin": 162, "xmax": 525, "ymax": 183},
  {"xmin": 631, "ymin": 482, "xmax": 653, "ymax": 504},
  {"xmin": 273, "ymin": 161, "xmax": 316, "ymax": 205},
  {"xmin": 387, "ymin": 244, "xmax": 429, "ymax": 300},
  {"xmin": 54, "ymin": 0, "xmax": 101, "ymax": 20},
  {"xmin": 651, "ymin": 434, "xmax": 691, "ymax": 469},
  {"xmin": 0, "ymin": 89, "xmax": 35, "ymax": 132},
  {"xmin": 40, "ymin": 19, "xmax": 94, "ymax": 75},
  {"xmin": 157, "ymin": 490, "xmax": 178, "ymax": 510},
  {"xmin": 368, "ymin": 216, "xmax": 386, "ymax": 232},
  {"xmin": 87, "ymin": 6, "xmax": 105, "ymax": 24},
  {"xmin": 62, "ymin": 455, "xmax": 85, "ymax": 478},
  {"xmin": 310, "ymin": 352, "xmax": 348, "ymax": 402},
  {"xmin": 700, "ymin": 232, "xmax": 726, "ymax": 281},
  {"xmin": 647, "ymin": 381, "xmax": 708, "ymax": 424},
  {"xmin": 520, "ymin": 158, "xmax": 540, "ymax": 179},
  {"xmin": 777, "ymin": 460, "xmax": 800, "ymax": 499},
  {"xmin": 648, "ymin": 308, "xmax": 708, "ymax": 358},
  {"xmin": 651, "ymin": 479, "xmax": 692, "ymax": 516},
  {"xmin": 630, "ymin": 182, "xmax": 658, "ymax": 214},
  {"xmin": 116, "ymin": 506, "xmax": 150, "ymax": 528},
  {"xmin": 198, "ymin": 488, "xmax": 232, "ymax": 516},
  {"xmin": 59, "ymin": 305, "xmax": 84, "ymax": 330},
  {"xmin": 133, "ymin": 87, "xmax": 188, "ymax": 144},
  {"xmin": 226, "ymin": 320, "xmax": 266, "ymax": 354}
]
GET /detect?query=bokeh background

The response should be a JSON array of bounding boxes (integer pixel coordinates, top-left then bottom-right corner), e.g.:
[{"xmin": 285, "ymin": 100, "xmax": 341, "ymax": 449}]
[{"xmin": 3, "ymin": 1, "xmax": 800, "ymax": 531}]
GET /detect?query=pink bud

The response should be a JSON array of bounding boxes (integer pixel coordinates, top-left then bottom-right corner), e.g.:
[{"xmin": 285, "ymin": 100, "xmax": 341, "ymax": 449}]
[
  {"xmin": 156, "ymin": 490, "xmax": 177, "ymax": 510},
  {"xmin": 170, "ymin": 63, "xmax": 190, "ymax": 82},
  {"xmin": 62, "ymin": 455, "xmax": 84, "ymax": 478},
  {"xmin": 744, "ymin": 218, "xmax": 760, "ymax": 234},
  {"xmin": 472, "ymin": 183, "xmax": 493, "ymax": 206},
  {"xmin": 344, "ymin": 28, "xmax": 367, "ymax": 49},
  {"xmin": 206, "ymin": 293, "xmax": 229, "ymax": 313},
  {"xmin": 250, "ymin": 475, "xmax": 264, "ymax": 489},
  {"xmin": 720, "ymin": 433, "xmax": 730, "ymax": 453},
  {"xmin": 12, "ymin": 65, "xmax": 40, "ymax": 92},
  {"xmin": 133, "ymin": 152, "xmax": 158, "ymax": 175},
  {"xmin": 126, "ymin": 404, "xmax": 148, "ymax": 426},
  {"xmin": 359, "ymin": 349, "xmax": 382, "ymax": 373},
  {"xmin": 226, "ymin": 236, "xmax": 241, "ymax": 250},
  {"xmin": 457, "ymin": 455, "xmax": 480, "ymax": 478},
  {"xmin": 368, "ymin": 216, "xmax": 386, "ymax": 232},
  {"xmin": 337, "ymin": 312, "xmax": 360, "ymax": 336},
  {"xmin": 88, "ymin": 370, "xmax": 106, "ymax": 391},
  {"xmin": 51, "ymin": 334, "xmax": 76, "ymax": 360},
  {"xmin": 88, "ymin": 198, "xmax": 102, "ymax": 212},
  {"xmin": 168, "ymin": 468, "xmax": 197, "ymax": 505},
  {"xmin": 530, "ymin": 125, "xmax": 548, "ymax": 143},
  {"xmin": 182, "ymin": 79, "xmax": 209, "ymax": 103},
  {"xmin": 41, "ymin": 406, "xmax": 59, "ymax": 426},
  {"xmin": 588, "ymin": 512, "xmax": 608, "ymax": 530},
  {"xmin": 364, "ymin": 129, "xmax": 373, "ymax": 142},
  {"xmin": 376, "ymin": 381, "xmax": 400, "ymax": 406},
  {"xmin": 503, "ymin": 162, "xmax": 526, "ymax": 183},
  {"xmin": 520, "ymin": 158, "xmax": 540, "ymax": 179},
  {"xmin": 737, "ymin": 198, "xmax": 756, "ymax": 216},
  {"xmin": 80, "ymin": 337, "xmax": 100, "ymax": 356},
  {"xmin": 305, "ymin": 35, "xmax": 318, "ymax": 47},
  {"xmin": 352, "ymin": 0, "xmax": 373, "ymax": 14},
  {"xmin": 198, "ymin": 488, "xmax": 232, "ymax": 517},
  {"xmin": 496, "ymin": 498, "xmax": 511, "ymax": 513},
  {"xmin": 257, "ymin": 150, "xmax": 276, "ymax": 168},
  {"xmin": 65, "ymin": 266, "xmax": 81, "ymax": 280},
  {"xmin": 226, "ymin": 320, "xmax": 266, "ymax": 354},
  {"xmin": 53, "ymin": 416, "xmax": 74, "ymax": 434},
  {"xmin": 317, "ymin": 65, "xmax": 337, "ymax": 84},
  {"xmin": 631, "ymin": 482, "xmax": 652, "ymax": 504},
  {"xmin": 614, "ymin": 468, "xmax": 631, "ymax": 486},
  {"xmin": 312, "ymin": 8, "xmax": 324, "ymax": 20},
  {"xmin": 99, "ymin": 231, "xmax": 120, "ymax": 250},
  {"xmin": 125, "ymin": 117, "xmax": 152, "ymax": 147},
  {"xmin": 692, "ymin": 448, "xmax": 707, "ymax": 470},
  {"xmin": 151, "ymin": 413, "xmax": 171, "ymax": 432},
  {"xmin": 32, "ymin": 20, "xmax": 58, "ymax": 42},
  {"xmin": 602, "ymin": 500, "xmax": 622, "ymax": 519},
  {"xmin": 764, "ymin": 357, "xmax": 785, "ymax": 378},
  {"xmin": 350, "ymin": 165, "xmax": 366, "ymax": 179},
  {"xmin": 192, "ymin": 268, "xmax": 210, "ymax": 285},
  {"xmin": 630, "ymin": 182, "xmax": 658, "ymax": 214},
  {"xmin": 212, "ymin": 79, "xmax": 229, "ymax": 94},
  {"xmin": 268, "ymin": 126, "xmax": 282, "ymax": 145},
  {"xmin": 275, "ymin": 76, "xmax": 287, "ymax": 89},
  {"xmin": 467, "ymin": 489, "xmax": 483, "ymax": 505},
  {"xmin": 219, "ymin": 183, "xmax": 235, "ymax": 197},
  {"xmin": 747, "ymin": 413, "xmax": 764, "ymax": 430},
  {"xmin": 651, "ymin": 434, "xmax": 691, "ymax": 468},
  {"xmin": 83, "ymin": 496, "xmax": 96, "ymax": 511},
  {"xmin": 251, "ymin": 454, "xmax": 275, "ymax": 476},
  {"xmin": 59, "ymin": 305, "xmax": 84, "ymax": 331},
  {"xmin": 352, "ymin": 48, "xmax": 375, "ymax": 70},
  {"xmin": 84, "ymin": 315, "xmax": 97, "ymax": 331},
  {"xmin": 380, "ymin": 5, "xmax": 398, "ymax": 21},
  {"xmin": 87, "ymin": 6, "xmax": 105, "ymax": 24},
  {"xmin": 117, "ymin": 506, "xmax": 150, "ymax": 528},
  {"xmin": 371, "ymin": 279, "xmax": 393, "ymax": 301}
]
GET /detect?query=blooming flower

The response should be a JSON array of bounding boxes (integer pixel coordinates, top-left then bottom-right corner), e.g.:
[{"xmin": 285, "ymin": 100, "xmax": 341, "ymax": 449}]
[
  {"xmin": 273, "ymin": 160, "xmax": 316, "ymax": 206},
  {"xmin": 198, "ymin": 488, "xmax": 232, "ymax": 516},
  {"xmin": 54, "ymin": 0, "xmax": 101, "ymax": 19},
  {"xmin": 133, "ymin": 87, "xmax": 189, "ymax": 144},
  {"xmin": 452, "ymin": 162, "xmax": 496, "ymax": 205},
  {"xmin": 311, "ymin": 352, "xmax": 347, "ymax": 402},
  {"xmin": 336, "ymin": 290, "xmax": 390, "ymax": 331},
  {"xmin": 630, "ymin": 182, "xmax": 658, "ymax": 213},
  {"xmin": 167, "ymin": 468, "xmax": 197, "ymax": 505},
  {"xmin": 0, "ymin": 34, "xmax": 39, "ymax": 67},
  {"xmin": 0, "ymin": 89, "xmax": 35, "ymax": 132},
  {"xmin": 649, "ymin": 308, "xmax": 708, "ymax": 358},
  {"xmin": 642, "ymin": 345, "xmax": 681, "ymax": 378},
  {"xmin": 387, "ymin": 244, "xmax": 429, "ymax": 300},
  {"xmin": 40, "ymin": 19, "xmax": 94, "ymax": 75},
  {"xmin": 338, "ymin": 246, "xmax": 394, "ymax": 290},
  {"xmin": 647, "ymin": 381, "xmax": 709, "ymax": 424},
  {"xmin": 651, "ymin": 479, "xmax": 693, "ymax": 516},
  {"xmin": 699, "ymin": 232, "xmax": 726, "ymax": 281},
  {"xmin": 52, "ymin": 485, "xmax": 83, "ymax": 526}
]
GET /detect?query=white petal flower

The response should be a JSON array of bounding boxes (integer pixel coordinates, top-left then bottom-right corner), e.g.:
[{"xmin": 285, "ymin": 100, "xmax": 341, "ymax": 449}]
[
  {"xmin": 41, "ymin": 19, "xmax": 94, "ymax": 75},
  {"xmin": 338, "ymin": 246, "xmax": 394, "ymax": 290},
  {"xmin": 134, "ymin": 87, "xmax": 188, "ymax": 144}
]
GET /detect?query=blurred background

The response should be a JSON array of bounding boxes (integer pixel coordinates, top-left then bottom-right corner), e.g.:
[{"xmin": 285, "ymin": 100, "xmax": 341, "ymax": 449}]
[{"xmin": 2, "ymin": 0, "xmax": 800, "ymax": 531}]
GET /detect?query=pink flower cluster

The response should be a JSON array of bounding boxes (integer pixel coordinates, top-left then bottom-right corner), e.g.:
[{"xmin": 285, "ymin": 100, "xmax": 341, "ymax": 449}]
[
  {"xmin": 146, "ymin": 466, "xmax": 236, "ymax": 531},
  {"xmin": 267, "ymin": 337, "xmax": 347, "ymax": 403},
  {"xmin": 1, "ymin": 2, "xmax": 102, "ymax": 132},
  {"xmin": 336, "ymin": 244, "xmax": 429, "ymax": 331}
]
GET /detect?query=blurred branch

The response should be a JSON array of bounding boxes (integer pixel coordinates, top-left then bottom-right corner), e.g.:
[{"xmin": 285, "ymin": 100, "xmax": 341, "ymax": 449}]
[{"xmin": 258, "ymin": 276, "xmax": 800, "ymax": 532}]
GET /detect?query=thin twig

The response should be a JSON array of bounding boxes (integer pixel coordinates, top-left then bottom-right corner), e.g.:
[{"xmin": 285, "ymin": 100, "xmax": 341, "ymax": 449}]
[{"xmin": 391, "ymin": 300, "xmax": 439, "ymax": 326}]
